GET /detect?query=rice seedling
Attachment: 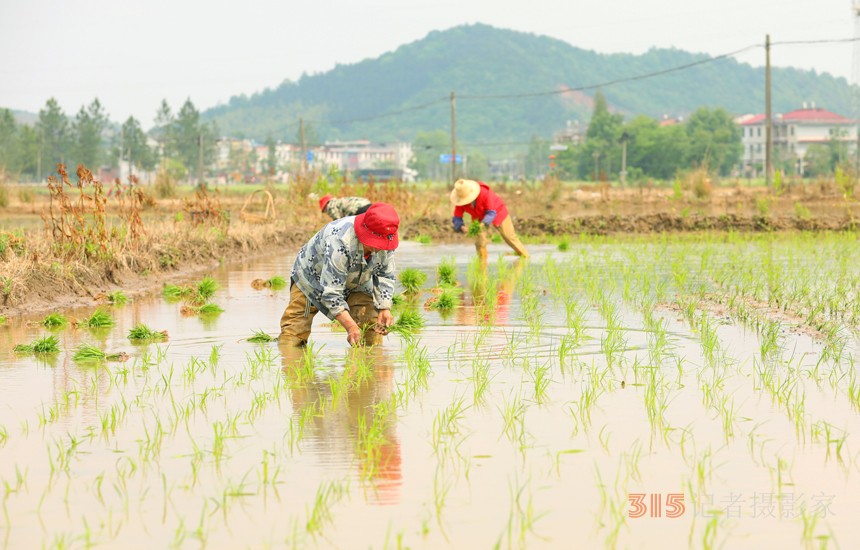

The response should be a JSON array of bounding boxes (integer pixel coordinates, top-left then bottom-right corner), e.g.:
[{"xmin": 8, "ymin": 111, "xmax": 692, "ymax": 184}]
[
  {"xmin": 387, "ymin": 309, "xmax": 425, "ymax": 338},
  {"xmin": 436, "ymin": 257, "xmax": 458, "ymax": 288},
  {"xmin": 557, "ymin": 236, "xmax": 570, "ymax": 251},
  {"xmin": 191, "ymin": 275, "xmax": 219, "ymax": 304},
  {"xmin": 41, "ymin": 313, "xmax": 68, "ymax": 328},
  {"xmin": 467, "ymin": 220, "xmax": 483, "ymax": 237},
  {"xmin": 0, "ymin": 314, "xmax": 6, "ymax": 324},
  {"xmin": 78, "ymin": 308, "xmax": 114, "ymax": 328},
  {"xmin": 416, "ymin": 234, "xmax": 432, "ymax": 244},
  {"xmin": 127, "ymin": 323, "xmax": 168, "ymax": 342},
  {"xmin": 266, "ymin": 275, "xmax": 287, "ymax": 289},
  {"xmin": 198, "ymin": 303, "xmax": 224, "ymax": 315},
  {"xmin": 247, "ymin": 330, "xmax": 277, "ymax": 343},
  {"xmin": 428, "ymin": 288, "xmax": 460, "ymax": 310},
  {"xmin": 107, "ymin": 290, "xmax": 128, "ymax": 305},
  {"xmin": 13, "ymin": 335, "xmax": 60, "ymax": 354},
  {"xmin": 399, "ymin": 268, "xmax": 427, "ymax": 295},
  {"xmin": 163, "ymin": 283, "xmax": 191, "ymax": 300},
  {"xmin": 72, "ymin": 343, "xmax": 128, "ymax": 362}
]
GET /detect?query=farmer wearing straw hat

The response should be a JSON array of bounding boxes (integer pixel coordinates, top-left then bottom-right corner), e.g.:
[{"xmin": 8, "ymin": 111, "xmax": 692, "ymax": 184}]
[
  {"xmin": 279, "ymin": 202, "xmax": 399, "ymax": 347},
  {"xmin": 450, "ymin": 179, "xmax": 529, "ymax": 260},
  {"xmin": 318, "ymin": 194, "xmax": 372, "ymax": 220}
]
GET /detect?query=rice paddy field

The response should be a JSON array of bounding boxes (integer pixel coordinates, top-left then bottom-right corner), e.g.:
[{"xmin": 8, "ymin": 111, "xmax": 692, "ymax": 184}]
[{"xmin": 1, "ymin": 232, "xmax": 860, "ymax": 549}]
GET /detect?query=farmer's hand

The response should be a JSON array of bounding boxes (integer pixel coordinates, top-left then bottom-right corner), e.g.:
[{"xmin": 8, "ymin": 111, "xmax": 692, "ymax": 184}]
[
  {"xmin": 346, "ymin": 324, "xmax": 362, "ymax": 346},
  {"xmin": 459, "ymin": 225, "xmax": 468, "ymax": 234},
  {"xmin": 375, "ymin": 309, "xmax": 394, "ymax": 334}
]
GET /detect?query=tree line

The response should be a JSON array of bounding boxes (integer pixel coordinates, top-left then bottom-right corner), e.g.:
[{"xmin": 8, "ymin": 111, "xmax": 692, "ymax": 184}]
[{"xmin": 0, "ymin": 98, "xmax": 216, "ymax": 181}]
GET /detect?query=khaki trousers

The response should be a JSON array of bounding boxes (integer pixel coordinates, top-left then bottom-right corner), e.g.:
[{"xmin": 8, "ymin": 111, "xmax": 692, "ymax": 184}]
[
  {"xmin": 476, "ymin": 216, "xmax": 529, "ymax": 259},
  {"xmin": 279, "ymin": 283, "xmax": 381, "ymax": 347}
]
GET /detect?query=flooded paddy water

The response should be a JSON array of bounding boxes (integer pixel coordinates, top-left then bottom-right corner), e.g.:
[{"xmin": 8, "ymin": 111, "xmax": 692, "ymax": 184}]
[{"xmin": 1, "ymin": 233, "xmax": 860, "ymax": 549}]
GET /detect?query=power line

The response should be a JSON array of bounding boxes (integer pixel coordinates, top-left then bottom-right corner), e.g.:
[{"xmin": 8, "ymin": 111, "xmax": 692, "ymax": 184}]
[{"xmin": 459, "ymin": 44, "xmax": 762, "ymax": 100}]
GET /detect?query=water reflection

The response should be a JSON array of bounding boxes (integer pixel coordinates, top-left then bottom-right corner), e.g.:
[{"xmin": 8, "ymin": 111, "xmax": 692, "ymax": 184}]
[{"xmin": 280, "ymin": 343, "xmax": 402, "ymax": 505}]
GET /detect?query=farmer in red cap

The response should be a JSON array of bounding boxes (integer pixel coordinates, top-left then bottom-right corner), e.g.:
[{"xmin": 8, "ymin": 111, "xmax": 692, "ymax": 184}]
[
  {"xmin": 450, "ymin": 179, "xmax": 529, "ymax": 260},
  {"xmin": 318, "ymin": 194, "xmax": 372, "ymax": 220},
  {"xmin": 279, "ymin": 202, "xmax": 400, "ymax": 347}
]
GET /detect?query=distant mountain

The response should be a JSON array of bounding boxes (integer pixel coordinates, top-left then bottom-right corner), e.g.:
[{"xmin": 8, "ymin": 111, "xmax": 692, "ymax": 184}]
[
  {"xmin": 5, "ymin": 109, "xmax": 38, "ymax": 126},
  {"xmin": 203, "ymin": 23, "xmax": 853, "ymax": 149}
]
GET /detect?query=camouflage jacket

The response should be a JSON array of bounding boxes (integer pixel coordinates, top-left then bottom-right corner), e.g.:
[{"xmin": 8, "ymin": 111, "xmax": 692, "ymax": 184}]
[
  {"xmin": 291, "ymin": 216, "xmax": 396, "ymax": 319},
  {"xmin": 323, "ymin": 196, "xmax": 371, "ymax": 220}
]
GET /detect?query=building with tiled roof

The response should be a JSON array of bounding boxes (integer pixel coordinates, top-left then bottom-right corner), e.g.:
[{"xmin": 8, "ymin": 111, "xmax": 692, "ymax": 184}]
[{"xmin": 737, "ymin": 103, "xmax": 857, "ymax": 176}]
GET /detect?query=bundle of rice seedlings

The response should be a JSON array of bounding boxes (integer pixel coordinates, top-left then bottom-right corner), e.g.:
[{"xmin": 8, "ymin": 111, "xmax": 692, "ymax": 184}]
[
  {"xmin": 247, "ymin": 330, "xmax": 277, "ymax": 343},
  {"xmin": 416, "ymin": 235, "xmax": 432, "ymax": 244},
  {"xmin": 41, "ymin": 313, "xmax": 68, "ymax": 328},
  {"xmin": 428, "ymin": 288, "xmax": 461, "ymax": 310},
  {"xmin": 392, "ymin": 293, "xmax": 405, "ymax": 306},
  {"xmin": 267, "ymin": 276, "xmax": 287, "ymax": 289},
  {"xmin": 127, "ymin": 323, "xmax": 168, "ymax": 342},
  {"xmin": 193, "ymin": 276, "xmax": 219, "ymax": 303},
  {"xmin": 467, "ymin": 220, "xmax": 483, "ymax": 237},
  {"xmin": 0, "ymin": 315, "xmax": 7, "ymax": 325},
  {"xmin": 107, "ymin": 290, "xmax": 128, "ymax": 305},
  {"xmin": 387, "ymin": 310, "xmax": 425, "ymax": 338},
  {"xmin": 13, "ymin": 335, "xmax": 60, "ymax": 354},
  {"xmin": 79, "ymin": 309, "xmax": 115, "ymax": 328},
  {"xmin": 163, "ymin": 284, "xmax": 191, "ymax": 300},
  {"xmin": 198, "ymin": 303, "xmax": 224, "ymax": 315},
  {"xmin": 73, "ymin": 344, "xmax": 128, "ymax": 362},
  {"xmin": 436, "ymin": 258, "xmax": 458, "ymax": 288},
  {"xmin": 399, "ymin": 268, "xmax": 427, "ymax": 295}
]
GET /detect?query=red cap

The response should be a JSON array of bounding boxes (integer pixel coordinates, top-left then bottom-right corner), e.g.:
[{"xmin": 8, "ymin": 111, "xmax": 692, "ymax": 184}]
[
  {"xmin": 354, "ymin": 203, "xmax": 399, "ymax": 251},
  {"xmin": 319, "ymin": 194, "xmax": 333, "ymax": 211}
]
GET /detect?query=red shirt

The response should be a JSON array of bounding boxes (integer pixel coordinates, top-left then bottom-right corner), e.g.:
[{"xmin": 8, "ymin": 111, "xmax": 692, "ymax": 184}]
[{"xmin": 453, "ymin": 182, "xmax": 509, "ymax": 227}]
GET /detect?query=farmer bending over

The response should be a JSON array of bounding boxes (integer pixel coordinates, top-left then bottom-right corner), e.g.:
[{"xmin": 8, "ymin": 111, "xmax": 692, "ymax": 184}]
[
  {"xmin": 319, "ymin": 194, "xmax": 372, "ymax": 220},
  {"xmin": 450, "ymin": 179, "xmax": 529, "ymax": 260},
  {"xmin": 279, "ymin": 202, "xmax": 399, "ymax": 347}
]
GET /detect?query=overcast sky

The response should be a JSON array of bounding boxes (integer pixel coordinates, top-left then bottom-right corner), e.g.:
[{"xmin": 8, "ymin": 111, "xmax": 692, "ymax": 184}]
[{"xmin": 0, "ymin": 0, "xmax": 855, "ymax": 128}]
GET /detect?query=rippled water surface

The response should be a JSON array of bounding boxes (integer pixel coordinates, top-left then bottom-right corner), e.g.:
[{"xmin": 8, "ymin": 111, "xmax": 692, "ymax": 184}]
[{"xmin": 1, "ymin": 238, "xmax": 859, "ymax": 549}]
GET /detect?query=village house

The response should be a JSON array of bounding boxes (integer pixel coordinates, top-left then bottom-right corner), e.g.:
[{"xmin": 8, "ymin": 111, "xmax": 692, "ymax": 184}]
[{"xmin": 738, "ymin": 103, "xmax": 857, "ymax": 176}]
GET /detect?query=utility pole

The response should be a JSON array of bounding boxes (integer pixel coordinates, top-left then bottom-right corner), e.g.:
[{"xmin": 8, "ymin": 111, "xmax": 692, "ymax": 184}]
[
  {"xmin": 299, "ymin": 118, "xmax": 306, "ymax": 176},
  {"xmin": 620, "ymin": 132, "xmax": 628, "ymax": 186},
  {"xmin": 765, "ymin": 34, "xmax": 773, "ymax": 187},
  {"xmin": 450, "ymin": 91, "xmax": 457, "ymax": 182},
  {"xmin": 197, "ymin": 133, "xmax": 204, "ymax": 186}
]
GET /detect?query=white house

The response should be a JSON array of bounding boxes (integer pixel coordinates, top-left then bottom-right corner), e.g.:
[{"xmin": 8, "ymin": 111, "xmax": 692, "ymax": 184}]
[{"xmin": 738, "ymin": 104, "xmax": 857, "ymax": 175}]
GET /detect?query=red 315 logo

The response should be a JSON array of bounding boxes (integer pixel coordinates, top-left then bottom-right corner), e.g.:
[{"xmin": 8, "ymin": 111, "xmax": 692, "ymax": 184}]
[{"xmin": 628, "ymin": 493, "xmax": 685, "ymax": 518}]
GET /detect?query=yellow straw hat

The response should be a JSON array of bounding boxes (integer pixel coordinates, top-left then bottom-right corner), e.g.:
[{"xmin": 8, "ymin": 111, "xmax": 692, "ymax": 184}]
[{"xmin": 450, "ymin": 179, "xmax": 481, "ymax": 206}]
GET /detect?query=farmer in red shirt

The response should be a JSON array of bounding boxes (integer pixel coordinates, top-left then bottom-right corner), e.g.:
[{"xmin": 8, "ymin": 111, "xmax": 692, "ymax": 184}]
[{"xmin": 450, "ymin": 179, "xmax": 529, "ymax": 260}]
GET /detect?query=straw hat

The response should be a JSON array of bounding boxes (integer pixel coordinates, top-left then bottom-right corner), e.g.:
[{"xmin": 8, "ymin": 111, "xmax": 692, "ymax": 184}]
[
  {"xmin": 450, "ymin": 179, "xmax": 480, "ymax": 206},
  {"xmin": 354, "ymin": 203, "xmax": 400, "ymax": 251},
  {"xmin": 319, "ymin": 194, "xmax": 333, "ymax": 211}
]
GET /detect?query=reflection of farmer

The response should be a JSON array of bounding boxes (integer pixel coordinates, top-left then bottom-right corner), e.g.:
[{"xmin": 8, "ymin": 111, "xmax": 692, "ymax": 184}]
[
  {"xmin": 280, "ymin": 344, "xmax": 403, "ymax": 504},
  {"xmin": 319, "ymin": 194, "xmax": 372, "ymax": 220},
  {"xmin": 279, "ymin": 203, "xmax": 399, "ymax": 347},
  {"xmin": 450, "ymin": 179, "xmax": 529, "ymax": 260}
]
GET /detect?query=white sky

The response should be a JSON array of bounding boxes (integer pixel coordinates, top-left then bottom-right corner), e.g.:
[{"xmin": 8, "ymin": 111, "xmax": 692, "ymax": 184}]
[{"xmin": 0, "ymin": 0, "xmax": 855, "ymax": 129}]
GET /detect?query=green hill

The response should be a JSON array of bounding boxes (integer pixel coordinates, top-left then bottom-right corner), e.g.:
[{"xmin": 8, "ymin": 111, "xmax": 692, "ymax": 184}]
[{"xmin": 203, "ymin": 23, "xmax": 853, "ymax": 149}]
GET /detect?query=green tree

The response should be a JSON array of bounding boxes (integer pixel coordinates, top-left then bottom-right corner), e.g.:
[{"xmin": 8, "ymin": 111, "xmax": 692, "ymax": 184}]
[
  {"xmin": 152, "ymin": 99, "xmax": 174, "ymax": 159},
  {"xmin": 119, "ymin": 116, "xmax": 156, "ymax": 172},
  {"xmin": 72, "ymin": 98, "xmax": 109, "ymax": 169},
  {"xmin": 685, "ymin": 107, "xmax": 742, "ymax": 175},
  {"xmin": 16, "ymin": 125, "xmax": 40, "ymax": 178},
  {"xmin": 36, "ymin": 98, "xmax": 70, "ymax": 178},
  {"xmin": 623, "ymin": 116, "xmax": 689, "ymax": 180},
  {"xmin": 0, "ymin": 109, "xmax": 18, "ymax": 173},
  {"xmin": 578, "ymin": 90, "xmax": 624, "ymax": 179},
  {"xmin": 171, "ymin": 99, "xmax": 216, "ymax": 180},
  {"xmin": 803, "ymin": 144, "xmax": 833, "ymax": 177},
  {"xmin": 525, "ymin": 136, "xmax": 551, "ymax": 178}
]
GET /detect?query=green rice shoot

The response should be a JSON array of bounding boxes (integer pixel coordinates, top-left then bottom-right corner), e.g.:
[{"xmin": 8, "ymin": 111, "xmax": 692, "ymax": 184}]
[
  {"xmin": 107, "ymin": 290, "xmax": 128, "ymax": 305},
  {"xmin": 127, "ymin": 323, "xmax": 167, "ymax": 342},
  {"xmin": 399, "ymin": 268, "xmax": 427, "ymax": 294},
  {"xmin": 198, "ymin": 303, "xmax": 224, "ymax": 315},
  {"xmin": 467, "ymin": 220, "xmax": 483, "ymax": 237},
  {"xmin": 436, "ymin": 257, "xmax": 458, "ymax": 288},
  {"xmin": 266, "ymin": 276, "xmax": 287, "ymax": 289},
  {"xmin": 0, "ymin": 315, "xmax": 6, "ymax": 324},
  {"xmin": 80, "ymin": 309, "xmax": 115, "ymax": 328},
  {"xmin": 13, "ymin": 335, "xmax": 60, "ymax": 354},
  {"xmin": 41, "ymin": 313, "xmax": 68, "ymax": 328},
  {"xmin": 247, "ymin": 330, "xmax": 277, "ymax": 343},
  {"xmin": 73, "ymin": 343, "xmax": 107, "ymax": 362},
  {"xmin": 430, "ymin": 288, "xmax": 461, "ymax": 310},
  {"xmin": 388, "ymin": 310, "xmax": 425, "ymax": 337},
  {"xmin": 194, "ymin": 276, "xmax": 219, "ymax": 303},
  {"xmin": 163, "ymin": 284, "xmax": 190, "ymax": 300}
]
